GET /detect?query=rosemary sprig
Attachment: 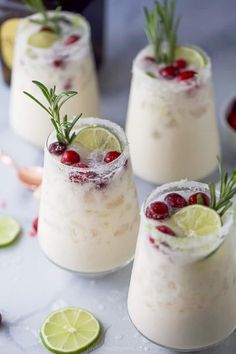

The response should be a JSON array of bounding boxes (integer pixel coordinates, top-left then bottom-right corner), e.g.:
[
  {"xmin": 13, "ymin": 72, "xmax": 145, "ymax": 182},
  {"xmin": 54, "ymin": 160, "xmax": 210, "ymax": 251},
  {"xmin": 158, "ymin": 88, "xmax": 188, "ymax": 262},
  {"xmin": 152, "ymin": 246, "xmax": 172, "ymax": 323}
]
[
  {"xmin": 23, "ymin": 81, "xmax": 82, "ymax": 145},
  {"xmin": 144, "ymin": 0, "xmax": 180, "ymax": 64},
  {"xmin": 209, "ymin": 158, "xmax": 236, "ymax": 217},
  {"xmin": 23, "ymin": 0, "xmax": 70, "ymax": 34}
]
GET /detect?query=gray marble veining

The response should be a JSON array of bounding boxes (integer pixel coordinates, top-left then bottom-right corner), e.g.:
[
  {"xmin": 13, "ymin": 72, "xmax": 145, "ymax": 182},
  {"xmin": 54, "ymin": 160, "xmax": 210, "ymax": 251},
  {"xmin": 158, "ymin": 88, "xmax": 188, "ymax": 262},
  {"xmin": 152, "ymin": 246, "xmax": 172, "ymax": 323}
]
[{"xmin": 0, "ymin": 0, "xmax": 236, "ymax": 353}]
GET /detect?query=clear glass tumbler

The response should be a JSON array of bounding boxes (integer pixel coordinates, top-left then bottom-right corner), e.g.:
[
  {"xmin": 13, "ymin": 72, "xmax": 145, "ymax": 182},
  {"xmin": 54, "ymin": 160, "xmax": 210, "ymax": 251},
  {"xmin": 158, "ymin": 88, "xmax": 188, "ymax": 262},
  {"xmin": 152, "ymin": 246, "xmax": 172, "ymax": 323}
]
[
  {"xmin": 10, "ymin": 12, "xmax": 100, "ymax": 147},
  {"xmin": 126, "ymin": 46, "xmax": 220, "ymax": 184},
  {"xmin": 38, "ymin": 118, "xmax": 140, "ymax": 276},
  {"xmin": 128, "ymin": 181, "xmax": 236, "ymax": 351}
]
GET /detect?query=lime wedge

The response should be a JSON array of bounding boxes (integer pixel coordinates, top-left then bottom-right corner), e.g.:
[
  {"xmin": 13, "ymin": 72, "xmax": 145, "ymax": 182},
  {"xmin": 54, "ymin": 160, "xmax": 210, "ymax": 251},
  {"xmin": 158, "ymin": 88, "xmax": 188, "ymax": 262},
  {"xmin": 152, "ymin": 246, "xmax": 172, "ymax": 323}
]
[
  {"xmin": 175, "ymin": 46, "xmax": 207, "ymax": 68},
  {"xmin": 28, "ymin": 31, "xmax": 59, "ymax": 48},
  {"xmin": 0, "ymin": 215, "xmax": 21, "ymax": 247},
  {"xmin": 72, "ymin": 126, "xmax": 122, "ymax": 152},
  {"xmin": 40, "ymin": 307, "xmax": 101, "ymax": 354},
  {"xmin": 172, "ymin": 205, "xmax": 221, "ymax": 237}
]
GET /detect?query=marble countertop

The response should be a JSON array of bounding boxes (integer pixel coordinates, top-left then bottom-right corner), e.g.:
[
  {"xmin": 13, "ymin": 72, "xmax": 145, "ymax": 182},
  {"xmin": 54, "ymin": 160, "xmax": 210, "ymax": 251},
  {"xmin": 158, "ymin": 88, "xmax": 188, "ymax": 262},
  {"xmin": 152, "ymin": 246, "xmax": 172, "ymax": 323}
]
[{"xmin": 1, "ymin": 0, "xmax": 236, "ymax": 353}]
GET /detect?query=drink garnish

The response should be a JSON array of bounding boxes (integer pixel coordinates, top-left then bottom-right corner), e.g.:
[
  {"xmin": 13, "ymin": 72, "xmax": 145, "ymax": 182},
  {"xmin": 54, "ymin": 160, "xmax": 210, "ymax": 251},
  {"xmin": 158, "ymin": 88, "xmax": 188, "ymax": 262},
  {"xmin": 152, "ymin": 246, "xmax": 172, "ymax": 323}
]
[
  {"xmin": 143, "ymin": 1, "xmax": 207, "ymax": 75},
  {"xmin": 173, "ymin": 205, "xmax": 221, "ymax": 237},
  {"xmin": 209, "ymin": 158, "xmax": 236, "ymax": 216},
  {"xmin": 23, "ymin": 0, "xmax": 71, "ymax": 34},
  {"xmin": 23, "ymin": 80, "xmax": 82, "ymax": 146},
  {"xmin": 40, "ymin": 307, "xmax": 101, "ymax": 354},
  {"xmin": 73, "ymin": 126, "xmax": 122, "ymax": 153},
  {"xmin": 0, "ymin": 215, "xmax": 21, "ymax": 247},
  {"xmin": 144, "ymin": 0, "xmax": 180, "ymax": 65}
]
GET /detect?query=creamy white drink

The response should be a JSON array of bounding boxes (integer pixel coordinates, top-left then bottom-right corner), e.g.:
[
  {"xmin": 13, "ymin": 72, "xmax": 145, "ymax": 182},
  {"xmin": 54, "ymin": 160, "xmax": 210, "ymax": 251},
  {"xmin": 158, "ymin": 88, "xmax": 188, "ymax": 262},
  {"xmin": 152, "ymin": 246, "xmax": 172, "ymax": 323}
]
[
  {"xmin": 24, "ymin": 82, "xmax": 139, "ymax": 275},
  {"xmin": 126, "ymin": 2, "xmax": 220, "ymax": 183},
  {"xmin": 128, "ymin": 179, "xmax": 236, "ymax": 351},
  {"xmin": 38, "ymin": 118, "xmax": 140, "ymax": 274},
  {"xmin": 10, "ymin": 11, "xmax": 100, "ymax": 147}
]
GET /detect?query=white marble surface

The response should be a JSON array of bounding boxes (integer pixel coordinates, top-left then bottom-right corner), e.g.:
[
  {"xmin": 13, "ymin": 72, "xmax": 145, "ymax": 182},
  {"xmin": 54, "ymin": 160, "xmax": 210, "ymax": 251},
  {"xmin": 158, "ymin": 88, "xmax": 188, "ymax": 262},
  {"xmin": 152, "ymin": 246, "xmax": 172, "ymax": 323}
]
[{"xmin": 1, "ymin": 0, "xmax": 236, "ymax": 353}]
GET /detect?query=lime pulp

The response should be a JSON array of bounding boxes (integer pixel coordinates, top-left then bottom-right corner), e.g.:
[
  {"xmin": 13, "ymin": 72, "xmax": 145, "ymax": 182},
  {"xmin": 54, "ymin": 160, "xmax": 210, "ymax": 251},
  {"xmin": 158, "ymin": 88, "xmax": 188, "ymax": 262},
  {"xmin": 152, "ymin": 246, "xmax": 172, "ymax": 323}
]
[
  {"xmin": 0, "ymin": 215, "xmax": 21, "ymax": 247},
  {"xmin": 72, "ymin": 126, "xmax": 122, "ymax": 153},
  {"xmin": 175, "ymin": 45, "xmax": 207, "ymax": 68},
  {"xmin": 28, "ymin": 31, "xmax": 59, "ymax": 48},
  {"xmin": 40, "ymin": 307, "xmax": 101, "ymax": 354},
  {"xmin": 172, "ymin": 205, "xmax": 221, "ymax": 237}
]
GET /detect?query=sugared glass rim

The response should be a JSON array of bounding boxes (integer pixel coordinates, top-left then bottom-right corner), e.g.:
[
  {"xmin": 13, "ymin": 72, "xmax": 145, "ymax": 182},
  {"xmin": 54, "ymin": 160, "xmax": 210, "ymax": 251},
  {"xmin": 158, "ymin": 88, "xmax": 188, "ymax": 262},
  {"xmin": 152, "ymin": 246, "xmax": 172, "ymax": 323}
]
[
  {"xmin": 45, "ymin": 117, "xmax": 129, "ymax": 175},
  {"xmin": 142, "ymin": 180, "xmax": 233, "ymax": 260},
  {"xmin": 18, "ymin": 11, "xmax": 90, "ymax": 62},
  {"xmin": 132, "ymin": 44, "xmax": 211, "ymax": 92}
]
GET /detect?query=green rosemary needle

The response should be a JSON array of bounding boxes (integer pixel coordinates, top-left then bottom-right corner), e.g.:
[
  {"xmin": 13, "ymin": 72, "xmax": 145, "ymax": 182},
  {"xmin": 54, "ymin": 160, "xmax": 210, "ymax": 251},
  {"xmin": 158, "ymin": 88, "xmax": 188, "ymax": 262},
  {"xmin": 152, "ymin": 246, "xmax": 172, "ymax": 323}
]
[
  {"xmin": 209, "ymin": 158, "xmax": 236, "ymax": 217},
  {"xmin": 23, "ymin": 0, "xmax": 70, "ymax": 34},
  {"xmin": 23, "ymin": 81, "xmax": 82, "ymax": 145},
  {"xmin": 144, "ymin": 0, "xmax": 180, "ymax": 65}
]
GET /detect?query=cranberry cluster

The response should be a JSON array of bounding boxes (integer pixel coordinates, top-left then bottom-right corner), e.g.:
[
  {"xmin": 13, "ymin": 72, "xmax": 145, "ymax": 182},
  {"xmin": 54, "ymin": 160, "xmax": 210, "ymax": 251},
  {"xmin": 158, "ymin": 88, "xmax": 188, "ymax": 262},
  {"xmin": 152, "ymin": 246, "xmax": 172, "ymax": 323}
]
[
  {"xmin": 145, "ymin": 56, "xmax": 197, "ymax": 81},
  {"xmin": 49, "ymin": 141, "xmax": 121, "ymax": 188},
  {"xmin": 145, "ymin": 192, "xmax": 210, "ymax": 237},
  {"xmin": 49, "ymin": 141, "xmax": 121, "ymax": 166}
]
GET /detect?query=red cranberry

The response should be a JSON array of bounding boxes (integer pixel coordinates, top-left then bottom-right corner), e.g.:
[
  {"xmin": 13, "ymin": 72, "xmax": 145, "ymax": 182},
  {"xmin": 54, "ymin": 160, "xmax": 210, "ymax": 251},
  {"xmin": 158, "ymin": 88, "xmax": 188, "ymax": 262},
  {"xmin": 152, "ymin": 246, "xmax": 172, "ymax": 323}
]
[
  {"xmin": 229, "ymin": 99, "xmax": 236, "ymax": 115},
  {"xmin": 145, "ymin": 202, "xmax": 169, "ymax": 220},
  {"xmin": 53, "ymin": 59, "xmax": 64, "ymax": 68},
  {"xmin": 164, "ymin": 193, "xmax": 187, "ymax": 210},
  {"xmin": 156, "ymin": 225, "xmax": 176, "ymax": 236},
  {"xmin": 95, "ymin": 181, "xmax": 107, "ymax": 190},
  {"xmin": 177, "ymin": 70, "xmax": 197, "ymax": 81},
  {"xmin": 74, "ymin": 163, "xmax": 89, "ymax": 168},
  {"xmin": 149, "ymin": 236, "xmax": 159, "ymax": 249},
  {"xmin": 227, "ymin": 112, "xmax": 236, "ymax": 130},
  {"xmin": 33, "ymin": 217, "xmax": 38, "ymax": 232},
  {"xmin": 63, "ymin": 79, "xmax": 72, "ymax": 90},
  {"xmin": 70, "ymin": 171, "xmax": 97, "ymax": 184},
  {"xmin": 188, "ymin": 192, "xmax": 210, "ymax": 206},
  {"xmin": 159, "ymin": 66, "xmax": 178, "ymax": 80},
  {"xmin": 61, "ymin": 150, "xmax": 80, "ymax": 165},
  {"xmin": 64, "ymin": 34, "xmax": 80, "ymax": 45},
  {"xmin": 104, "ymin": 151, "xmax": 121, "ymax": 163},
  {"xmin": 49, "ymin": 142, "xmax": 67, "ymax": 155},
  {"xmin": 144, "ymin": 56, "xmax": 156, "ymax": 63},
  {"xmin": 149, "ymin": 236, "xmax": 155, "ymax": 244},
  {"xmin": 174, "ymin": 59, "xmax": 187, "ymax": 69}
]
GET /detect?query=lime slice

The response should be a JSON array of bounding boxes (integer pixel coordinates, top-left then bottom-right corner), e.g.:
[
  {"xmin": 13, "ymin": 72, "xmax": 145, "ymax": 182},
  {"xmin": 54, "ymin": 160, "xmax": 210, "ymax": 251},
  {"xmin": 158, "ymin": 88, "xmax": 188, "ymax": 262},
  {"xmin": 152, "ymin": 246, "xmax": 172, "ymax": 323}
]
[
  {"xmin": 28, "ymin": 31, "xmax": 59, "ymax": 48},
  {"xmin": 40, "ymin": 307, "xmax": 101, "ymax": 354},
  {"xmin": 175, "ymin": 46, "xmax": 207, "ymax": 68},
  {"xmin": 172, "ymin": 205, "xmax": 221, "ymax": 237},
  {"xmin": 0, "ymin": 215, "xmax": 21, "ymax": 247},
  {"xmin": 72, "ymin": 126, "xmax": 122, "ymax": 152},
  {"xmin": 71, "ymin": 15, "xmax": 83, "ymax": 28}
]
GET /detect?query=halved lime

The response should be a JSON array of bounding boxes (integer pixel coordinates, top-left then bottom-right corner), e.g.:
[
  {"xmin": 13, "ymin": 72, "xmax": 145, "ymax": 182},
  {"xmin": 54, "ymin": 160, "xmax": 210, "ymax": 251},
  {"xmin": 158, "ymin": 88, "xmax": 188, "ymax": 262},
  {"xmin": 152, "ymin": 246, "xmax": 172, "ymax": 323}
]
[
  {"xmin": 175, "ymin": 46, "xmax": 207, "ymax": 68},
  {"xmin": 172, "ymin": 205, "xmax": 221, "ymax": 237},
  {"xmin": 0, "ymin": 215, "xmax": 21, "ymax": 247},
  {"xmin": 28, "ymin": 31, "xmax": 59, "ymax": 48},
  {"xmin": 72, "ymin": 126, "xmax": 122, "ymax": 152},
  {"xmin": 40, "ymin": 307, "xmax": 101, "ymax": 354}
]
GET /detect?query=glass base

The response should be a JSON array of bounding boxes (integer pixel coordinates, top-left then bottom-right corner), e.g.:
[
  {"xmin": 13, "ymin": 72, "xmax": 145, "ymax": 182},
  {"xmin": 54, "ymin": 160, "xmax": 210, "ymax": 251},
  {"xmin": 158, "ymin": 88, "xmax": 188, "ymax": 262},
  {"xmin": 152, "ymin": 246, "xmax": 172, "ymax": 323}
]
[
  {"xmin": 128, "ymin": 310, "xmax": 236, "ymax": 352},
  {"xmin": 41, "ymin": 247, "xmax": 134, "ymax": 278}
]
